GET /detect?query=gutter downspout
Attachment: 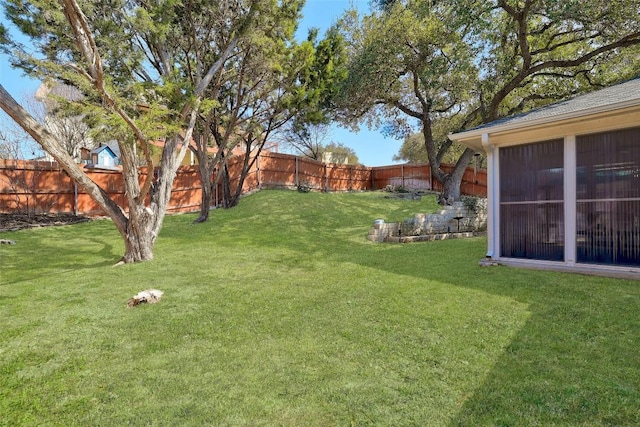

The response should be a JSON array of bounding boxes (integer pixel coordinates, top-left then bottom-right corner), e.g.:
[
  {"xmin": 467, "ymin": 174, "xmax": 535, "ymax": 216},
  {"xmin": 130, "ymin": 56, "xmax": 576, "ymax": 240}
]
[{"xmin": 481, "ymin": 133, "xmax": 497, "ymax": 259}]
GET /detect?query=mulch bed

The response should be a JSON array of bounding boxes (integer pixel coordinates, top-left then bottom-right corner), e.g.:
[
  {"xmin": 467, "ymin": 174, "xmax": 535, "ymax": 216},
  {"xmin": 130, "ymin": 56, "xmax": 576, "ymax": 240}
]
[{"xmin": 0, "ymin": 213, "xmax": 91, "ymax": 232}]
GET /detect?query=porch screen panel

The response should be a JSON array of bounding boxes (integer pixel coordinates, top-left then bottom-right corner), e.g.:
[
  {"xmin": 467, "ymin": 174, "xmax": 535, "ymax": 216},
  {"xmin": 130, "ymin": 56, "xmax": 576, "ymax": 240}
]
[
  {"xmin": 576, "ymin": 127, "xmax": 640, "ymax": 267},
  {"xmin": 499, "ymin": 139, "xmax": 564, "ymax": 261}
]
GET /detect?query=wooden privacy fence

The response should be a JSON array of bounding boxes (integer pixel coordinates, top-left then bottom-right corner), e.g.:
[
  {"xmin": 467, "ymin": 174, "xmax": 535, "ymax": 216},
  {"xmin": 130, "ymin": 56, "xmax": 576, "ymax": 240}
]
[
  {"xmin": 0, "ymin": 153, "xmax": 486, "ymax": 216},
  {"xmin": 371, "ymin": 163, "xmax": 487, "ymax": 198}
]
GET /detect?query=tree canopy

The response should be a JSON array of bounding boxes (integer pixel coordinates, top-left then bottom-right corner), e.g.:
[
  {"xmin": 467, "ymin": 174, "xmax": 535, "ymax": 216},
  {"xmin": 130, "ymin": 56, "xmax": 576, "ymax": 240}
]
[
  {"xmin": 0, "ymin": 0, "xmax": 258, "ymax": 262},
  {"xmin": 336, "ymin": 2, "xmax": 478, "ymax": 201},
  {"xmin": 337, "ymin": 0, "xmax": 640, "ymax": 202},
  {"xmin": 189, "ymin": 7, "xmax": 348, "ymax": 214}
]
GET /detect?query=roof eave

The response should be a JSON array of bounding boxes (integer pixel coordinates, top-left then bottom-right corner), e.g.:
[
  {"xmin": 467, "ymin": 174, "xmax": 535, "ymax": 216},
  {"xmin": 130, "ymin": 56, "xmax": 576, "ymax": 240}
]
[{"xmin": 449, "ymin": 99, "xmax": 640, "ymax": 143}]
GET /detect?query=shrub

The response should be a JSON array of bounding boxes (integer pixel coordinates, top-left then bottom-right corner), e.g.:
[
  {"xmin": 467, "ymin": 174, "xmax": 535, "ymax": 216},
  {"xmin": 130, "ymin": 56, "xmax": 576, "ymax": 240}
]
[{"xmin": 297, "ymin": 182, "xmax": 312, "ymax": 193}]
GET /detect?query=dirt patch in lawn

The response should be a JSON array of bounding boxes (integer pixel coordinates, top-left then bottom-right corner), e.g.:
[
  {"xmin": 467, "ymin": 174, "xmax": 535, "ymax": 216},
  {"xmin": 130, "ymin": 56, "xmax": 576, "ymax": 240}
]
[{"xmin": 0, "ymin": 213, "xmax": 91, "ymax": 232}]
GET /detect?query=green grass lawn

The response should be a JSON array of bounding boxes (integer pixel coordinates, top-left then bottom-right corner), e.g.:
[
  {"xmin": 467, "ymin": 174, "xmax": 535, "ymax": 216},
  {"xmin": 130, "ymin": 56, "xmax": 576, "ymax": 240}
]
[{"xmin": 1, "ymin": 190, "xmax": 639, "ymax": 426}]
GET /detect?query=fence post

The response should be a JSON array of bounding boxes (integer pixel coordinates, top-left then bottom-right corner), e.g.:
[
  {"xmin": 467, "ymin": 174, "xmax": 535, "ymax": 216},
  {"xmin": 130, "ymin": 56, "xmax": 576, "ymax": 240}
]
[
  {"xmin": 324, "ymin": 163, "xmax": 328, "ymax": 192},
  {"xmin": 371, "ymin": 167, "xmax": 374, "ymax": 190},
  {"xmin": 401, "ymin": 164, "xmax": 405, "ymax": 188},
  {"xmin": 295, "ymin": 157, "xmax": 299, "ymax": 188},
  {"xmin": 74, "ymin": 182, "xmax": 78, "ymax": 216},
  {"xmin": 257, "ymin": 153, "xmax": 261, "ymax": 189}
]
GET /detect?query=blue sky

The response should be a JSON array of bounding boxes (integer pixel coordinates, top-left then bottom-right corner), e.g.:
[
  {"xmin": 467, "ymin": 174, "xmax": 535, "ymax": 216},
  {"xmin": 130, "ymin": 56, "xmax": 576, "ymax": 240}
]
[
  {"xmin": 296, "ymin": 0, "xmax": 403, "ymax": 166},
  {"xmin": 0, "ymin": 0, "xmax": 402, "ymax": 166}
]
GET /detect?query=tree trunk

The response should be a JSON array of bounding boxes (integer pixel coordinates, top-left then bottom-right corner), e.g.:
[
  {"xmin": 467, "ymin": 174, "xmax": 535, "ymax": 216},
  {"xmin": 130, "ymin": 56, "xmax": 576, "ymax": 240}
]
[
  {"xmin": 218, "ymin": 159, "xmax": 245, "ymax": 209},
  {"xmin": 228, "ymin": 149, "xmax": 251, "ymax": 208},
  {"xmin": 220, "ymin": 138, "xmax": 263, "ymax": 209},
  {"xmin": 438, "ymin": 148, "xmax": 476, "ymax": 205},
  {"xmin": 120, "ymin": 207, "xmax": 155, "ymax": 263},
  {"xmin": 220, "ymin": 161, "xmax": 237, "ymax": 208},
  {"xmin": 195, "ymin": 151, "xmax": 213, "ymax": 222},
  {"xmin": 227, "ymin": 174, "xmax": 243, "ymax": 209},
  {"xmin": 420, "ymin": 113, "xmax": 476, "ymax": 204},
  {"xmin": 197, "ymin": 177, "xmax": 213, "ymax": 222}
]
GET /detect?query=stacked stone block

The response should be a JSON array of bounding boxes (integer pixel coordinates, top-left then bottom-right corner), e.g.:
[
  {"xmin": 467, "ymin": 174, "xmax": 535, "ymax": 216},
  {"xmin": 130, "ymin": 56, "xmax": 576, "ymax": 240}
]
[{"xmin": 368, "ymin": 198, "xmax": 487, "ymax": 243}]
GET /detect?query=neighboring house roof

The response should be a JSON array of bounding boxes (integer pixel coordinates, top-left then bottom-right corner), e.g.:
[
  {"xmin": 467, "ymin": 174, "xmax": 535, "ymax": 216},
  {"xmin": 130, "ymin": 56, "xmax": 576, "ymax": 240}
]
[
  {"xmin": 103, "ymin": 140, "xmax": 121, "ymax": 158},
  {"xmin": 85, "ymin": 144, "xmax": 120, "ymax": 170},
  {"xmin": 450, "ymin": 77, "xmax": 640, "ymax": 150},
  {"xmin": 90, "ymin": 145, "xmax": 117, "ymax": 157}
]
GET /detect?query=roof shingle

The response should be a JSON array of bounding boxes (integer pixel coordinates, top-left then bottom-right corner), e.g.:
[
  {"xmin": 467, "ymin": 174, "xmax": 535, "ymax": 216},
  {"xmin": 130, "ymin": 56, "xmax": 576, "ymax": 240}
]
[{"xmin": 467, "ymin": 77, "xmax": 640, "ymax": 132}]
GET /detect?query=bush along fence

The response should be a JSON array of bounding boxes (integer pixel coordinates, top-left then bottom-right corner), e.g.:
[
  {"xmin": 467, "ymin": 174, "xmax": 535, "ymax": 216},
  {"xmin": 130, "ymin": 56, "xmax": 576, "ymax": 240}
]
[{"xmin": 0, "ymin": 152, "xmax": 487, "ymax": 216}]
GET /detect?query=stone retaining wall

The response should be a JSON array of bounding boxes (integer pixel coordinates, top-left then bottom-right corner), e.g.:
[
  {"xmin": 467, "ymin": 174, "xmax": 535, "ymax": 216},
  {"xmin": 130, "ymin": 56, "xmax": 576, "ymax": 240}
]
[{"xmin": 368, "ymin": 198, "xmax": 487, "ymax": 243}]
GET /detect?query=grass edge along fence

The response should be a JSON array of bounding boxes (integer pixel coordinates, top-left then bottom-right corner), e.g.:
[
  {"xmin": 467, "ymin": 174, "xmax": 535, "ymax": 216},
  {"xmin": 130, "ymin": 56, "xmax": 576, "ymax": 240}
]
[{"xmin": 0, "ymin": 153, "xmax": 487, "ymax": 216}]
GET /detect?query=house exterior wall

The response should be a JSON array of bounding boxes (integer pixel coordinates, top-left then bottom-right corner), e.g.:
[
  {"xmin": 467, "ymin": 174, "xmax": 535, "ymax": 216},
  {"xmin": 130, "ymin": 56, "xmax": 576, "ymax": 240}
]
[
  {"xmin": 449, "ymin": 77, "xmax": 640, "ymax": 278},
  {"xmin": 97, "ymin": 150, "xmax": 116, "ymax": 167},
  {"xmin": 486, "ymin": 120, "xmax": 640, "ymax": 279}
]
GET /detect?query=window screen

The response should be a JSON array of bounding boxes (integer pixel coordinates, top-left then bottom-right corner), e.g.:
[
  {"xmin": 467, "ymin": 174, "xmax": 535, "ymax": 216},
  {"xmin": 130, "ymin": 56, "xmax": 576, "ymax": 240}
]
[
  {"xmin": 500, "ymin": 139, "xmax": 564, "ymax": 261},
  {"xmin": 576, "ymin": 127, "xmax": 640, "ymax": 267}
]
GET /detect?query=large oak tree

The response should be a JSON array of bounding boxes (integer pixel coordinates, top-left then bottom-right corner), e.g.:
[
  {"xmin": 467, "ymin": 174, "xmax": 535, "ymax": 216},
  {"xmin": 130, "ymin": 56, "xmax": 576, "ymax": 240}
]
[{"xmin": 338, "ymin": 0, "xmax": 640, "ymax": 203}]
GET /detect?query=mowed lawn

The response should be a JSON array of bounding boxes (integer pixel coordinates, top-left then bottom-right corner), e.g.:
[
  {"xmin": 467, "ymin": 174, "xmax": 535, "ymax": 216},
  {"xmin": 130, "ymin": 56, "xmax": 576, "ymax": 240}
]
[{"xmin": 1, "ymin": 190, "xmax": 639, "ymax": 426}]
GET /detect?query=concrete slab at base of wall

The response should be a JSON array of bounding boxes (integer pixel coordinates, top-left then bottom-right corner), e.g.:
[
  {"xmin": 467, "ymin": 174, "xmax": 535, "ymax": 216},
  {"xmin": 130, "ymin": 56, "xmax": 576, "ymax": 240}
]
[
  {"xmin": 387, "ymin": 231, "xmax": 486, "ymax": 243},
  {"xmin": 494, "ymin": 258, "xmax": 640, "ymax": 280}
]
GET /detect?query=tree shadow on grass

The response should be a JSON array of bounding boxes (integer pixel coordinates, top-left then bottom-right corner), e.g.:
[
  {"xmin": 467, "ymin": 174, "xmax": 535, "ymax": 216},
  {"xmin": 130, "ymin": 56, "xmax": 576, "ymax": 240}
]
[
  {"xmin": 362, "ymin": 242, "xmax": 639, "ymax": 425},
  {"xmin": 445, "ymin": 268, "xmax": 640, "ymax": 426},
  {"xmin": 1, "ymin": 235, "xmax": 118, "ymax": 286},
  {"xmin": 257, "ymin": 225, "xmax": 640, "ymax": 425}
]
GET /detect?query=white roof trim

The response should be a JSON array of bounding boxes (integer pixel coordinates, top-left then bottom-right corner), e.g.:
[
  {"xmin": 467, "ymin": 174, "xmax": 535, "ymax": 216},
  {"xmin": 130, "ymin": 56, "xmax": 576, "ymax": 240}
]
[{"xmin": 450, "ymin": 99, "xmax": 639, "ymax": 141}]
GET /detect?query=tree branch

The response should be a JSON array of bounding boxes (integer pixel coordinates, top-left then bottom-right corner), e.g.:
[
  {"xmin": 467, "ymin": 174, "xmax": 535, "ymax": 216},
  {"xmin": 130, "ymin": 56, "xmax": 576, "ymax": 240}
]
[
  {"xmin": 392, "ymin": 100, "xmax": 422, "ymax": 119},
  {"xmin": 0, "ymin": 84, "xmax": 128, "ymax": 228},
  {"xmin": 488, "ymin": 29, "xmax": 640, "ymax": 120}
]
